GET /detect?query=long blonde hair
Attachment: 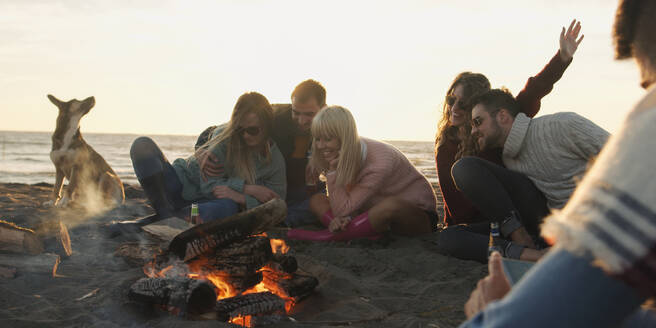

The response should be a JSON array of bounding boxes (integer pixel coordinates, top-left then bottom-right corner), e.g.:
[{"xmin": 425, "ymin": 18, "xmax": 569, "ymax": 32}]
[
  {"xmin": 200, "ymin": 92, "xmax": 273, "ymax": 184},
  {"xmin": 435, "ymin": 72, "xmax": 491, "ymax": 157},
  {"xmin": 309, "ymin": 106, "xmax": 362, "ymax": 187}
]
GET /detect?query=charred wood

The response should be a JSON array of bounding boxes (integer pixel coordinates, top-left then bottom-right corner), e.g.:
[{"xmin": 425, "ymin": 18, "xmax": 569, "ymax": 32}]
[
  {"xmin": 215, "ymin": 291, "xmax": 285, "ymax": 322},
  {"xmin": 0, "ymin": 253, "xmax": 60, "ymax": 276},
  {"xmin": 263, "ymin": 272, "xmax": 318, "ymax": 299},
  {"xmin": 168, "ymin": 199, "xmax": 286, "ymax": 261},
  {"xmin": 0, "ymin": 220, "xmax": 43, "ymax": 255},
  {"xmin": 266, "ymin": 253, "xmax": 297, "ymax": 274},
  {"xmin": 128, "ymin": 277, "xmax": 216, "ymax": 315}
]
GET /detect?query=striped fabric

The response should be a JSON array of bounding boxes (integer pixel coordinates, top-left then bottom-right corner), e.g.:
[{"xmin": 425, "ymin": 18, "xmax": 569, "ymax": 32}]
[{"xmin": 543, "ymin": 86, "xmax": 656, "ymax": 296}]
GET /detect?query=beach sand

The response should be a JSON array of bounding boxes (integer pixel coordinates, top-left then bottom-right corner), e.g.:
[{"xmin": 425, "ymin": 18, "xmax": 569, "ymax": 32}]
[{"xmin": 0, "ymin": 182, "xmax": 486, "ymax": 327}]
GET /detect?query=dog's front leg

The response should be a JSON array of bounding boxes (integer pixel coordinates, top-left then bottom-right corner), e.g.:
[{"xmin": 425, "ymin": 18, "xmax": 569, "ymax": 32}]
[
  {"xmin": 58, "ymin": 167, "xmax": 78, "ymax": 207},
  {"xmin": 44, "ymin": 169, "xmax": 65, "ymax": 207}
]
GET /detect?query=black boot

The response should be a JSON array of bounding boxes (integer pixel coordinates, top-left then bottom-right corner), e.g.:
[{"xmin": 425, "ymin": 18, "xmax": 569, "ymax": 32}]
[{"xmin": 138, "ymin": 172, "xmax": 175, "ymax": 219}]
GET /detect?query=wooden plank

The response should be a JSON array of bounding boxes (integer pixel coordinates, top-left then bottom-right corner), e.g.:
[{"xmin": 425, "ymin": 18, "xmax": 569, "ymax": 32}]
[
  {"xmin": 168, "ymin": 199, "xmax": 287, "ymax": 261},
  {"xmin": 0, "ymin": 220, "xmax": 43, "ymax": 255},
  {"xmin": 0, "ymin": 253, "xmax": 60, "ymax": 276}
]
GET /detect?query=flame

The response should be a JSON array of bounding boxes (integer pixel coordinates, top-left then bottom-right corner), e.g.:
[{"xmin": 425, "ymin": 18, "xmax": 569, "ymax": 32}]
[
  {"xmin": 270, "ymin": 238, "xmax": 289, "ymax": 254},
  {"xmin": 144, "ymin": 234, "xmax": 297, "ymax": 327}
]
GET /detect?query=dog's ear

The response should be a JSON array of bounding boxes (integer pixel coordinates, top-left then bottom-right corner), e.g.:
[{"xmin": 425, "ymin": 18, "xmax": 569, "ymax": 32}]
[{"xmin": 47, "ymin": 94, "xmax": 64, "ymax": 108}]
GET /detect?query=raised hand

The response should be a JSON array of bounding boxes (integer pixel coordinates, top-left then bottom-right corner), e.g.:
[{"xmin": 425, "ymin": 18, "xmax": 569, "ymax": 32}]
[{"xmin": 559, "ymin": 19, "xmax": 584, "ymax": 62}]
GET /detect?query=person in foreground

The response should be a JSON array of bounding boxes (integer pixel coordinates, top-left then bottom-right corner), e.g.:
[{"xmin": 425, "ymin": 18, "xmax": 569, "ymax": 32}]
[
  {"xmin": 435, "ymin": 20, "xmax": 583, "ymax": 263},
  {"xmin": 130, "ymin": 92, "xmax": 286, "ymax": 223},
  {"xmin": 286, "ymin": 106, "xmax": 438, "ymax": 241},
  {"xmin": 197, "ymin": 80, "xmax": 327, "ymax": 227},
  {"xmin": 460, "ymin": 1, "xmax": 656, "ymax": 326}
]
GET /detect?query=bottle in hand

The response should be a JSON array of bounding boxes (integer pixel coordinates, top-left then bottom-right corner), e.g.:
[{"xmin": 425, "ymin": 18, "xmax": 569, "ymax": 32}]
[{"xmin": 488, "ymin": 221, "xmax": 502, "ymax": 258}]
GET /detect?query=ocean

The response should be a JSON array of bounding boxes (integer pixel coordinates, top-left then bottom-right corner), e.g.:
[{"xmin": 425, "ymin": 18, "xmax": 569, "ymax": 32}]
[{"xmin": 0, "ymin": 131, "xmax": 438, "ymax": 186}]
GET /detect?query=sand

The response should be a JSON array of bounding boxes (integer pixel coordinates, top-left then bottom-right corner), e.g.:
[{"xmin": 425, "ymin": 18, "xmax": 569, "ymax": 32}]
[{"xmin": 0, "ymin": 182, "xmax": 486, "ymax": 328}]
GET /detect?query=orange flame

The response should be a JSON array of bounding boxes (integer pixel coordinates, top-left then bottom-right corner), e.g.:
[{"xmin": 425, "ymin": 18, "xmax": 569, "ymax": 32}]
[
  {"xmin": 144, "ymin": 234, "xmax": 297, "ymax": 327},
  {"xmin": 270, "ymin": 239, "xmax": 289, "ymax": 254}
]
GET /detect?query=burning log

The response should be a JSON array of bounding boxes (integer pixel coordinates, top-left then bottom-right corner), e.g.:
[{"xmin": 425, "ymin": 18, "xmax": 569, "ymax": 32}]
[
  {"xmin": 0, "ymin": 253, "xmax": 60, "ymax": 276},
  {"xmin": 223, "ymin": 272, "xmax": 263, "ymax": 293},
  {"xmin": 128, "ymin": 277, "xmax": 216, "ymax": 315},
  {"xmin": 195, "ymin": 237, "xmax": 273, "ymax": 276},
  {"xmin": 0, "ymin": 220, "xmax": 44, "ymax": 255},
  {"xmin": 262, "ymin": 272, "xmax": 319, "ymax": 299},
  {"xmin": 215, "ymin": 292, "xmax": 286, "ymax": 322},
  {"xmin": 266, "ymin": 253, "xmax": 298, "ymax": 274},
  {"xmin": 168, "ymin": 199, "xmax": 286, "ymax": 261}
]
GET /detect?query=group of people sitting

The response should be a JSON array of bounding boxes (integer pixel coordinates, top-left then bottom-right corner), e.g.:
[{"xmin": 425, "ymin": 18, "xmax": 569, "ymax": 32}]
[{"xmin": 129, "ymin": 0, "xmax": 656, "ymax": 325}]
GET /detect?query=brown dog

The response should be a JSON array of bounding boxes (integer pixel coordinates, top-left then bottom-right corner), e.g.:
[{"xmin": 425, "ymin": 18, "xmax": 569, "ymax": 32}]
[{"xmin": 45, "ymin": 94, "xmax": 125, "ymax": 209}]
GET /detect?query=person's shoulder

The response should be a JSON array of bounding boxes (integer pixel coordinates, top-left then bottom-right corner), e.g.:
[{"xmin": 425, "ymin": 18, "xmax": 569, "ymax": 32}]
[{"xmin": 272, "ymin": 104, "xmax": 292, "ymax": 120}]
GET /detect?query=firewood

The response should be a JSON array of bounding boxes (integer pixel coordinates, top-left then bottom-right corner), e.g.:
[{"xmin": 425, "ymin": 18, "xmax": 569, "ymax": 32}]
[
  {"xmin": 0, "ymin": 253, "xmax": 60, "ymax": 276},
  {"xmin": 262, "ymin": 273, "xmax": 318, "ymax": 299},
  {"xmin": 214, "ymin": 236, "xmax": 272, "ymax": 258},
  {"xmin": 128, "ymin": 277, "xmax": 216, "ymax": 315},
  {"xmin": 114, "ymin": 242, "xmax": 162, "ymax": 267},
  {"xmin": 266, "ymin": 253, "xmax": 297, "ymax": 274},
  {"xmin": 214, "ymin": 292, "xmax": 286, "ymax": 322},
  {"xmin": 168, "ymin": 199, "xmax": 286, "ymax": 261},
  {"xmin": 0, "ymin": 220, "xmax": 43, "ymax": 255}
]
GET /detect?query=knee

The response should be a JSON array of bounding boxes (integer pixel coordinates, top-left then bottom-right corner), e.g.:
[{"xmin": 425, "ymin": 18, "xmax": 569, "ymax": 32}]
[
  {"xmin": 451, "ymin": 156, "xmax": 483, "ymax": 190},
  {"xmin": 130, "ymin": 137, "xmax": 157, "ymax": 160},
  {"xmin": 375, "ymin": 197, "xmax": 410, "ymax": 217},
  {"xmin": 435, "ymin": 226, "xmax": 465, "ymax": 253}
]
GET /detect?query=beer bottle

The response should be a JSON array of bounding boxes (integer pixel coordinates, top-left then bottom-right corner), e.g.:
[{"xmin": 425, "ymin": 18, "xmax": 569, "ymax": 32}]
[
  {"xmin": 190, "ymin": 203, "xmax": 200, "ymax": 225},
  {"xmin": 488, "ymin": 221, "xmax": 502, "ymax": 258}
]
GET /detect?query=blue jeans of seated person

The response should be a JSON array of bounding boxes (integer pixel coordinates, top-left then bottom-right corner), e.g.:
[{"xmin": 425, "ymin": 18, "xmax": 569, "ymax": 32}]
[
  {"xmin": 459, "ymin": 248, "xmax": 656, "ymax": 328},
  {"xmin": 285, "ymin": 185, "xmax": 326, "ymax": 227},
  {"xmin": 130, "ymin": 136, "xmax": 239, "ymax": 222}
]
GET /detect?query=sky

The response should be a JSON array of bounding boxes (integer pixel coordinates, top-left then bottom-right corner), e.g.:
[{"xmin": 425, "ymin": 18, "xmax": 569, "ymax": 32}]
[{"xmin": 0, "ymin": 0, "xmax": 644, "ymax": 141}]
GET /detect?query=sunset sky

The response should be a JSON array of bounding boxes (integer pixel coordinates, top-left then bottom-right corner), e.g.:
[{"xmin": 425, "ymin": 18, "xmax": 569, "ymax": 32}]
[{"xmin": 0, "ymin": 0, "xmax": 642, "ymax": 141}]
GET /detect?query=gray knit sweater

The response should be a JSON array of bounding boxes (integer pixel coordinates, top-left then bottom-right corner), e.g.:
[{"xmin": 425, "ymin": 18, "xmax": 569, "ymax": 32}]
[{"xmin": 502, "ymin": 112, "xmax": 610, "ymax": 209}]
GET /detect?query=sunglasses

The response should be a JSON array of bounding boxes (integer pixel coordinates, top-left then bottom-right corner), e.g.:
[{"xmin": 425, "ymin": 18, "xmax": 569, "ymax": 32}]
[
  {"xmin": 471, "ymin": 116, "xmax": 484, "ymax": 128},
  {"xmin": 446, "ymin": 94, "xmax": 467, "ymax": 110},
  {"xmin": 236, "ymin": 126, "xmax": 261, "ymax": 136}
]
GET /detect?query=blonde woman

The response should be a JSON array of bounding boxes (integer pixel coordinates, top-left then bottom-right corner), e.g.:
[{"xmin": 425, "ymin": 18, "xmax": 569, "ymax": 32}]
[
  {"xmin": 130, "ymin": 92, "xmax": 286, "ymax": 223},
  {"xmin": 286, "ymin": 106, "xmax": 437, "ymax": 241}
]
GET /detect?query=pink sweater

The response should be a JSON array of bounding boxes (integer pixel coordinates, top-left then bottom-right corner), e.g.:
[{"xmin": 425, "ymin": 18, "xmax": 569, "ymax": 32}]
[{"xmin": 326, "ymin": 138, "xmax": 437, "ymax": 218}]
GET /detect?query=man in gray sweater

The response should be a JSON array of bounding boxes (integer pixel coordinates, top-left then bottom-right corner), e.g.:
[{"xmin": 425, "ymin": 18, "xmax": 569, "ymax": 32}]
[{"xmin": 451, "ymin": 88, "xmax": 609, "ymax": 249}]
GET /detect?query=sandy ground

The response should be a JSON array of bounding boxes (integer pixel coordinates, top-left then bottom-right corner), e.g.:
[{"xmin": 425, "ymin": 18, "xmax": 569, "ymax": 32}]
[{"xmin": 0, "ymin": 182, "xmax": 486, "ymax": 328}]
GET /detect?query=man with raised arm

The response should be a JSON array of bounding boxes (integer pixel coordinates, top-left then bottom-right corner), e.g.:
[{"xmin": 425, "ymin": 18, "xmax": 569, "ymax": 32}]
[{"xmin": 460, "ymin": 1, "xmax": 656, "ymax": 326}]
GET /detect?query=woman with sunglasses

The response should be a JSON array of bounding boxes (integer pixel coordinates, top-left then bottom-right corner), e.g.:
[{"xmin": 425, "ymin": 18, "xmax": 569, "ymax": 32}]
[
  {"xmin": 286, "ymin": 106, "xmax": 437, "ymax": 241},
  {"xmin": 130, "ymin": 92, "xmax": 286, "ymax": 223},
  {"xmin": 435, "ymin": 20, "xmax": 583, "ymax": 263}
]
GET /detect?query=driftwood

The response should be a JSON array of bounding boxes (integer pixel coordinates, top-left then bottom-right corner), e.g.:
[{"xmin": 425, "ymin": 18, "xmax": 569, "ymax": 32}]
[
  {"xmin": 31, "ymin": 220, "xmax": 72, "ymax": 257},
  {"xmin": 0, "ymin": 220, "xmax": 43, "ymax": 255},
  {"xmin": 128, "ymin": 277, "xmax": 216, "ymax": 315},
  {"xmin": 0, "ymin": 253, "xmax": 60, "ymax": 276},
  {"xmin": 168, "ymin": 199, "xmax": 286, "ymax": 261},
  {"xmin": 215, "ymin": 292, "xmax": 286, "ymax": 322}
]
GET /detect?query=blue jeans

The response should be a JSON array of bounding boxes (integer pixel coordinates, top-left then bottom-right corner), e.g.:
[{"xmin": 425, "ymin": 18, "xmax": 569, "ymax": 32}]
[
  {"xmin": 459, "ymin": 248, "xmax": 654, "ymax": 328},
  {"xmin": 285, "ymin": 185, "xmax": 326, "ymax": 227},
  {"xmin": 130, "ymin": 136, "xmax": 239, "ymax": 222}
]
